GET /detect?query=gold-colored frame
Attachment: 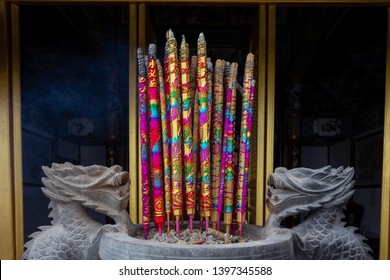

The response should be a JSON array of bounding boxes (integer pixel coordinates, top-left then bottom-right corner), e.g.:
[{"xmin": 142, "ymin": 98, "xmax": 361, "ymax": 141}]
[{"xmin": 1, "ymin": 0, "xmax": 389, "ymax": 260}]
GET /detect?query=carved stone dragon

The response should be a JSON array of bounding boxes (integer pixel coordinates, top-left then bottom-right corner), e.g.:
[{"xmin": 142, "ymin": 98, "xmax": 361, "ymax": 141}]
[
  {"xmin": 23, "ymin": 162, "xmax": 135, "ymax": 260},
  {"xmin": 23, "ymin": 163, "xmax": 373, "ymax": 259},
  {"xmin": 266, "ymin": 165, "xmax": 373, "ymax": 259}
]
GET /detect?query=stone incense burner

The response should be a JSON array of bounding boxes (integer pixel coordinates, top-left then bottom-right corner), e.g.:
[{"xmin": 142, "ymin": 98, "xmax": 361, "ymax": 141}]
[{"xmin": 23, "ymin": 163, "xmax": 372, "ymax": 260}]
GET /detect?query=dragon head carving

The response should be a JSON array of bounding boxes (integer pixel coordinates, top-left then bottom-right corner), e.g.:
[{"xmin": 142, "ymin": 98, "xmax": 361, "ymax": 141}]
[
  {"xmin": 41, "ymin": 162, "xmax": 130, "ymax": 219},
  {"xmin": 266, "ymin": 166, "xmax": 355, "ymax": 220}
]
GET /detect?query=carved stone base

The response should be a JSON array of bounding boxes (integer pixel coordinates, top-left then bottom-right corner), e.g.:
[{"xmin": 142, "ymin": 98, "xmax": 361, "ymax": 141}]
[{"xmin": 98, "ymin": 224, "xmax": 294, "ymax": 260}]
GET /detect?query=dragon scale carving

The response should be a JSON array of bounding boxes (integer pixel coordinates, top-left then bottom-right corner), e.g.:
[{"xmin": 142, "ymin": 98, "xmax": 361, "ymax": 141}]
[
  {"xmin": 23, "ymin": 163, "xmax": 373, "ymax": 259},
  {"xmin": 266, "ymin": 166, "xmax": 373, "ymax": 259},
  {"xmin": 23, "ymin": 163, "xmax": 135, "ymax": 260}
]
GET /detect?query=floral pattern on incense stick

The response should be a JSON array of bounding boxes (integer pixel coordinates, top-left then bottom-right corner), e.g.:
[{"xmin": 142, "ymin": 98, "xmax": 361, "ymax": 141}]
[
  {"xmin": 137, "ymin": 30, "xmax": 256, "ymax": 236},
  {"xmin": 223, "ymin": 63, "xmax": 238, "ymax": 234},
  {"xmin": 137, "ymin": 48, "xmax": 150, "ymax": 239},
  {"xmin": 211, "ymin": 59, "xmax": 225, "ymax": 229},
  {"xmin": 167, "ymin": 30, "xmax": 183, "ymax": 233},
  {"xmin": 197, "ymin": 33, "xmax": 212, "ymax": 230},
  {"xmin": 181, "ymin": 35, "xmax": 196, "ymax": 230},
  {"xmin": 148, "ymin": 44, "xmax": 165, "ymax": 235},
  {"xmin": 236, "ymin": 53, "xmax": 255, "ymax": 236}
]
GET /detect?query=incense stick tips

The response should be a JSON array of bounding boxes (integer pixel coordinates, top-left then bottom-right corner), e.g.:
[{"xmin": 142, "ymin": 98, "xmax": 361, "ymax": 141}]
[
  {"xmin": 137, "ymin": 48, "xmax": 146, "ymax": 75},
  {"xmin": 247, "ymin": 52, "xmax": 255, "ymax": 61},
  {"xmin": 207, "ymin": 57, "xmax": 213, "ymax": 72},
  {"xmin": 148, "ymin": 44, "xmax": 157, "ymax": 57},
  {"xmin": 224, "ymin": 61, "xmax": 231, "ymax": 76},
  {"xmin": 167, "ymin": 29, "xmax": 175, "ymax": 40},
  {"xmin": 198, "ymin": 32, "xmax": 205, "ymax": 42},
  {"xmin": 164, "ymin": 41, "xmax": 168, "ymax": 54}
]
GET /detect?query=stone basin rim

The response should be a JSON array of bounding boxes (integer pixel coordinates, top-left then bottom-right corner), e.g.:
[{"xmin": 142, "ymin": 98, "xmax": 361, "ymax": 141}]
[
  {"xmin": 126, "ymin": 224, "xmax": 289, "ymax": 247},
  {"xmin": 103, "ymin": 230, "xmax": 291, "ymax": 249},
  {"xmin": 98, "ymin": 224, "xmax": 294, "ymax": 260}
]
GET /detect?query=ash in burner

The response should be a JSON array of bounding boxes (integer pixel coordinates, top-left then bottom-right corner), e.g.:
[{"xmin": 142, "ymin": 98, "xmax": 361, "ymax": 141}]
[{"xmin": 136, "ymin": 228, "xmax": 251, "ymax": 244}]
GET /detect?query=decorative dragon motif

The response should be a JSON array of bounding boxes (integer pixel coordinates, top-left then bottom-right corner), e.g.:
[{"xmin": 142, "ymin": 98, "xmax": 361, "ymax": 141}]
[
  {"xmin": 23, "ymin": 162, "xmax": 135, "ymax": 260},
  {"xmin": 266, "ymin": 165, "xmax": 373, "ymax": 259},
  {"xmin": 23, "ymin": 163, "xmax": 373, "ymax": 260}
]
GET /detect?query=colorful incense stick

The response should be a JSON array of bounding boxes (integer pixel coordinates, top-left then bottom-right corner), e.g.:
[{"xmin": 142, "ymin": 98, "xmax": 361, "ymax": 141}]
[
  {"xmin": 211, "ymin": 59, "xmax": 225, "ymax": 229},
  {"xmin": 223, "ymin": 62, "xmax": 238, "ymax": 234},
  {"xmin": 206, "ymin": 58, "xmax": 213, "ymax": 229},
  {"xmin": 207, "ymin": 58, "xmax": 214, "ymax": 135},
  {"xmin": 180, "ymin": 35, "xmax": 196, "ymax": 231},
  {"xmin": 191, "ymin": 55, "xmax": 201, "ymax": 226},
  {"xmin": 166, "ymin": 30, "xmax": 183, "ymax": 233},
  {"xmin": 147, "ymin": 44, "xmax": 165, "ymax": 235},
  {"xmin": 163, "ymin": 42, "xmax": 173, "ymax": 231},
  {"xmin": 216, "ymin": 62, "xmax": 231, "ymax": 231},
  {"xmin": 156, "ymin": 58, "xmax": 172, "ymax": 233},
  {"xmin": 224, "ymin": 62, "xmax": 231, "ymax": 96},
  {"xmin": 190, "ymin": 56, "xmax": 198, "ymax": 112},
  {"xmin": 137, "ymin": 47, "xmax": 151, "ymax": 239},
  {"xmin": 239, "ymin": 78, "xmax": 256, "ymax": 236},
  {"xmin": 197, "ymin": 32, "xmax": 212, "ymax": 230},
  {"xmin": 231, "ymin": 83, "xmax": 244, "ymax": 235},
  {"xmin": 236, "ymin": 53, "xmax": 254, "ymax": 236}
]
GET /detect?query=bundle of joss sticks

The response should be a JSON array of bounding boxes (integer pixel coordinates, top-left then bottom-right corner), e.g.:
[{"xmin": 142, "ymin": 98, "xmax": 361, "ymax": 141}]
[{"xmin": 138, "ymin": 30, "xmax": 255, "ymax": 239}]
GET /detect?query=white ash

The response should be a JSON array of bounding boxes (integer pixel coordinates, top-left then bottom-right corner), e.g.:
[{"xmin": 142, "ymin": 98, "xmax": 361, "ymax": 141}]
[{"xmin": 136, "ymin": 227, "xmax": 251, "ymax": 245}]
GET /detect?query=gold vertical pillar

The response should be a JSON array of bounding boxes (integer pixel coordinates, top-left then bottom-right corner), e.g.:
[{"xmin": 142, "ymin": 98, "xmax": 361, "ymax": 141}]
[
  {"xmin": 264, "ymin": 5, "xmax": 276, "ymax": 221},
  {"xmin": 254, "ymin": 5, "xmax": 276, "ymax": 226},
  {"xmin": 11, "ymin": 3, "xmax": 24, "ymax": 260},
  {"xmin": 254, "ymin": 5, "xmax": 268, "ymax": 226},
  {"xmin": 129, "ymin": 3, "xmax": 147, "ymax": 224},
  {"xmin": 379, "ymin": 7, "xmax": 390, "ymax": 260},
  {"xmin": 0, "ymin": 2, "xmax": 24, "ymax": 260},
  {"xmin": 129, "ymin": 4, "xmax": 139, "ymax": 224},
  {"xmin": 137, "ymin": 3, "xmax": 146, "ymax": 224},
  {"xmin": 0, "ymin": 0, "xmax": 16, "ymax": 260}
]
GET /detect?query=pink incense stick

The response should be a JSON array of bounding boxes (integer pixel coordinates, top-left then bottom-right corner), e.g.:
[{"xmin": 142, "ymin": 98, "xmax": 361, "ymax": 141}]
[
  {"xmin": 197, "ymin": 32, "xmax": 211, "ymax": 230},
  {"xmin": 148, "ymin": 44, "xmax": 165, "ymax": 235},
  {"xmin": 137, "ymin": 48, "xmax": 151, "ymax": 239}
]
